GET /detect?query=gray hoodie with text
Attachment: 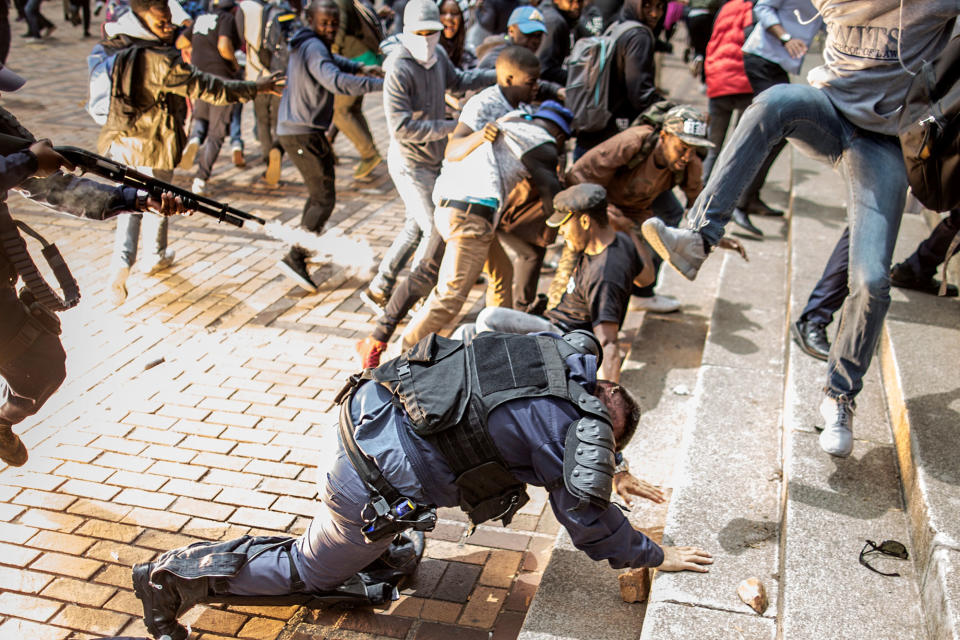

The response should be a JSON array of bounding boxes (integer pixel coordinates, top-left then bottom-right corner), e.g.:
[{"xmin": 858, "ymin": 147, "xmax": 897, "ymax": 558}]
[{"xmin": 807, "ymin": 0, "xmax": 959, "ymax": 136}]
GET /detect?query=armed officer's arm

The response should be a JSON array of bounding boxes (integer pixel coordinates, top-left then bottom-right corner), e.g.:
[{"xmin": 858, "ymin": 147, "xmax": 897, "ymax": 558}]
[
  {"xmin": 17, "ymin": 174, "xmax": 142, "ymax": 220},
  {"xmin": 533, "ymin": 439, "xmax": 664, "ymax": 568},
  {"xmin": 0, "ymin": 149, "xmax": 41, "ymax": 192},
  {"xmin": 2, "ymin": 141, "xmax": 139, "ymax": 219},
  {"xmin": 10, "ymin": 142, "xmax": 188, "ymax": 219}
]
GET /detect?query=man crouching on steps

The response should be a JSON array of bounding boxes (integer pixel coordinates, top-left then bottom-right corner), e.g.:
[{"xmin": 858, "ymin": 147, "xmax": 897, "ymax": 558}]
[{"xmin": 133, "ymin": 331, "xmax": 712, "ymax": 639}]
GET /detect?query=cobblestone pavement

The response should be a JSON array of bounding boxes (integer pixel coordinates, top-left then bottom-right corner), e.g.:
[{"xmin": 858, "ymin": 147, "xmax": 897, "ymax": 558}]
[
  {"xmin": 0, "ymin": 16, "xmax": 707, "ymax": 640},
  {"xmin": 0, "ymin": 16, "xmax": 562, "ymax": 640}
]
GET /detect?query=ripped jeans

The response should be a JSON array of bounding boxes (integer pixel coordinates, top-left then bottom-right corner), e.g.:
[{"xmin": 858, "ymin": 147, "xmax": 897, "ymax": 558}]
[{"xmin": 687, "ymin": 84, "xmax": 908, "ymax": 400}]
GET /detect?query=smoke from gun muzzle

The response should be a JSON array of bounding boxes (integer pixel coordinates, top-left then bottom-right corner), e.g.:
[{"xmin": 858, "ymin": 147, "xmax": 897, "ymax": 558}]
[{"xmin": 260, "ymin": 222, "xmax": 376, "ymax": 269}]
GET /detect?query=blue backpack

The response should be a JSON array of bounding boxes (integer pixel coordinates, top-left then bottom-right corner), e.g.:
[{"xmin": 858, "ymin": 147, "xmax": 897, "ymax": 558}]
[
  {"xmin": 86, "ymin": 43, "xmax": 118, "ymax": 125},
  {"xmin": 86, "ymin": 43, "xmax": 146, "ymax": 126}
]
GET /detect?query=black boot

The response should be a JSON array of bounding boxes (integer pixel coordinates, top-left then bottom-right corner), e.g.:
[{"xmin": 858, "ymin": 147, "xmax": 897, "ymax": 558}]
[
  {"xmin": 360, "ymin": 531, "xmax": 425, "ymax": 586},
  {"xmin": 0, "ymin": 423, "xmax": 28, "ymax": 467},
  {"xmin": 132, "ymin": 562, "xmax": 211, "ymax": 640},
  {"xmin": 791, "ymin": 319, "xmax": 830, "ymax": 361},
  {"xmin": 732, "ymin": 208, "xmax": 763, "ymax": 237}
]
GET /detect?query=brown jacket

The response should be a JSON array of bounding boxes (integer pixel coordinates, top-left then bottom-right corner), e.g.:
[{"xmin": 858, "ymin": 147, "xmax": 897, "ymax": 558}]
[
  {"xmin": 566, "ymin": 125, "xmax": 702, "ymax": 223},
  {"xmin": 98, "ymin": 39, "xmax": 258, "ymax": 170}
]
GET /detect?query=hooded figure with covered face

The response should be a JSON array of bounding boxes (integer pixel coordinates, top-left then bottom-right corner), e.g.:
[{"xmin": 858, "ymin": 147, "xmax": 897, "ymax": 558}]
[{"xmin": 360, "ymin": 0, "xmax": 495, "ymax": 313}]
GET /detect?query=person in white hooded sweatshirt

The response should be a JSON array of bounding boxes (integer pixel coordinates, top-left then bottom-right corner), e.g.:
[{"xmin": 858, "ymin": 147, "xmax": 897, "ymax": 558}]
[
  {"xmin": 360, "ymin": 0, "xmax": 495, "ymax": 311},
  {"xmin": 642, "ymin": 0, "xmax": 960, "ymax": 458}
]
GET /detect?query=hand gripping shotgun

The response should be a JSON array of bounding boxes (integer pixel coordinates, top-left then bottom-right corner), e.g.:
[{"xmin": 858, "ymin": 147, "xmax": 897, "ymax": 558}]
[
  {"xmin": 0, "ymin": 133, "xmax": 266, "ymax": 228},
  {"xmin": 56, "ymin": 146, "xmax": 266, "ymax": 227}
]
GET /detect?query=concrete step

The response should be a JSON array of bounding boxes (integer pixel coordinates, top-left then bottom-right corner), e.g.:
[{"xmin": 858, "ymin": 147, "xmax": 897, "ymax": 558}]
[
  {"xmin": 781, "ymin": 150, "xmax": 926, "ymax": 638},
  {"xmin": 519, "ymin": 236, "xmax": 726, "ymax": 640},
  {"xmin": 881, "ymin": 211, "xmax": 960, "ymax": 640},
  {"xmin": 637, "ymin": 183, "xmax": 790, "ymax": 639}
]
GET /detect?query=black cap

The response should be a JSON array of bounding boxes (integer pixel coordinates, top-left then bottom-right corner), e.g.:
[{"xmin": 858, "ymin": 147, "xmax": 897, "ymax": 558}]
[{"xmin": 547, "ymin": 183, "xmax": 607, "ymax": 227}]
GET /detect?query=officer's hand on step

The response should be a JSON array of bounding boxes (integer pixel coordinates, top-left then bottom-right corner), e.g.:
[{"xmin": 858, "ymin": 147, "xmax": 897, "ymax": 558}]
[
  {"xmin": 361, "ymin": 65, "xmax": 384, "ymax": 78},
  {"xmin": 658, "ymin": 546, "xmax": 714, "ymax": 573},
  {"xmin": 256, "ymin": 72, "xmax": 286, "ymax": 97},
  {"xmin": 29, "ymin": 139, "xmax": 75, "ymax": 177},
  {"xmin": 482, "ymin": 122, "xmax": 500, "ymax": 143},
  {"xmin": 146, "ymin": 192, "xmax": 193, "ymax": 216},
  {"xmin": 717, "ymin": 236, "xmax": 748, "ymax": 262},
  {"xmin": 613, "ymin": 471, "xmax": 664, "ymax": 506}
]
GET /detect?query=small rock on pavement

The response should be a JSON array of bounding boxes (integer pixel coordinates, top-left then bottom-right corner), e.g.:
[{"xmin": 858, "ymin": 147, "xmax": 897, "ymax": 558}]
[
  {"xmin": 737, "ymin": 577, "xmax": 768, "ymax": 615},
  {"xmin": 618, "ymin": 568, "xmax": 651, "ymax": 603}
]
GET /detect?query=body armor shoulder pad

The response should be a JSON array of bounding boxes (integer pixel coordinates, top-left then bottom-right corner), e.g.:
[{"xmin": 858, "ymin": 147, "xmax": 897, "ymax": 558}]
[
  {"xmin": 560, "ymin": 330, "xmax": 603, "ymax": 365},
  {"xmin": 562, "ymin": 417, "xmax": 616, "ymax": 511}
]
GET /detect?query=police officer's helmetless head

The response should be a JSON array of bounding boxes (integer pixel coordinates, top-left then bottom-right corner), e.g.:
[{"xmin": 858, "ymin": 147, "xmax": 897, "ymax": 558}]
[{"xmin": 594, "ymin": 380, "xmax": 641, "ymax": 452}]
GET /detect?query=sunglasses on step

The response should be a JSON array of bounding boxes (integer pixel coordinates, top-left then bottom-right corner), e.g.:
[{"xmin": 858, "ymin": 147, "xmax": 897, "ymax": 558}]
[{"xmin": 858, "ymin": 539, "xmax": 909, "ymax": 577}]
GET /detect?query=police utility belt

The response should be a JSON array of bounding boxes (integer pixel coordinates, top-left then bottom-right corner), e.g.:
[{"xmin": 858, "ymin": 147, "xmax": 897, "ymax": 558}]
[{"xmin": 335, "ymin": 330, "xmax": 618, "ymax": 544}]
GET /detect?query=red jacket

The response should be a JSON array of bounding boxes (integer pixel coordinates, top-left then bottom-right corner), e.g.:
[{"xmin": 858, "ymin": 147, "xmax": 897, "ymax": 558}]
[{"xmin": 704, "ymin": 0, "xmax": 754, "ymax": 98}]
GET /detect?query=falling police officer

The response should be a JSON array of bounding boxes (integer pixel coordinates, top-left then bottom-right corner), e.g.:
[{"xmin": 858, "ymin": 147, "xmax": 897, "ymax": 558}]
[
  {"xmin": 132, "ymin": 329, "xmax": 712, "ymax": 640},
  {"xmin": 0, "ymin": 64, "xmax": 191, "ymax": 467}
]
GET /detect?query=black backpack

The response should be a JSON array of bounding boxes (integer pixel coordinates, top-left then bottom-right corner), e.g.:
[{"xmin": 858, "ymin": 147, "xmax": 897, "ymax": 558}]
[
  {"xmin": 258, "ymin": 2, "xmax": 302, "ymax": 73},
  {"xmin": 898, "ymin": 34, "xmax": 960, "ymax": 213}
]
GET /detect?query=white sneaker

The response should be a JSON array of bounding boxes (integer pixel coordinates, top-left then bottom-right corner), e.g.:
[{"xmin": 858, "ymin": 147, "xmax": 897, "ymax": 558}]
[
  {"xmin": 630, "ymin": 294, "xmax": 680, "ymax": 313},
  {"xmin": 191, "ymin": 177, "xmax": 206, "ymax": 195},
  {"xmin": 179, "ymin": 138, "xmax": 200, "ymax": 170},
  {"xmin": 142, "ymin": 249, "xmax": 175, "ymax": 275},
  {"xmin": 818, "ymin": 395, "xmax": 855, "ymax": 457},
  {"xmin": 110, "ymin": 266, "xmax": 130, "ymax": 306}
]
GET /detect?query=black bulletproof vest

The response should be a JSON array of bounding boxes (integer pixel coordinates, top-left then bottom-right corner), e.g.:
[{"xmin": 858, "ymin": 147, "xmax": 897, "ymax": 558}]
[{"xmin": 370, "ymin": 331, "xmax": 607, "ymax": 527}]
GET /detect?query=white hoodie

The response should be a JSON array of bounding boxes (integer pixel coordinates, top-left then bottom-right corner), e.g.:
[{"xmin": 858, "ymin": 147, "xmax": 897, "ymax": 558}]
[{"xmin": 103, "ymin": 0, "xmax": 190, "ymax": 39}]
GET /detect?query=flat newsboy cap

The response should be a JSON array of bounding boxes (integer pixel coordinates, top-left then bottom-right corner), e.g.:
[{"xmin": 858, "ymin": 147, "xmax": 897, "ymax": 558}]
[{"xmin": 547, "ymin": 183, "xmax": 607, "ymax": 227}]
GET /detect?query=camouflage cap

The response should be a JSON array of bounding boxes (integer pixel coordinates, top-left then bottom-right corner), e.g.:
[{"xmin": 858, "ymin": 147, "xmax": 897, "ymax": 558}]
[{"xmin": 661, "ymin": 105, "xmax": 714, "ymax": 148}]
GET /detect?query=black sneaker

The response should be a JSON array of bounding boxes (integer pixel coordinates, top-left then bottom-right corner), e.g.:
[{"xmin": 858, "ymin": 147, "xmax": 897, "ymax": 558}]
[
  {"xmin": 791, "ymin": 319, "xmax": 830, "ymax": 361},
  {"xmin": 278, "ymin": 253, "xmax": 317, "ymax": 292},
  {"xmin": 132, "ymin": 563, "xmax": 190, "ymax": 640},
  {"xmin": 0, "ymin": 425, "xmax": 27, "ymax": 467},
  {"xmin": 890, "ymin": 262, "xmax": 959, "ymax": 297}
]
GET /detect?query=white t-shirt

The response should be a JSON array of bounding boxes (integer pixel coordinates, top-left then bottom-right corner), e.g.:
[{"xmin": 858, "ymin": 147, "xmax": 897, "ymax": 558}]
[{"xmin": 433, "ymin": 110, "xmax": 555, "ymax": 225}]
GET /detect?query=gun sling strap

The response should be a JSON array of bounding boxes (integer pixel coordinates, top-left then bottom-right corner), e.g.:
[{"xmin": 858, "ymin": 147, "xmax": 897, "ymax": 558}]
[{"xmin": 0, "ymin": 205, "xmax": 80, "ymax": 313}]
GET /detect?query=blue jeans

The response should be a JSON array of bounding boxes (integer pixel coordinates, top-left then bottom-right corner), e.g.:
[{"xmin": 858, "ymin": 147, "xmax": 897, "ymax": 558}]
[
  {"xmin": 372, "ymin": 150, "xmax": 440, "ymax": 293},
  {"xmin": 229, "ymin": 103, "xmax": 243, "ymax": 148},
  {"xmin": 688, "ymin": 84, "xmax": 908, "ymax": 400},
  {"xmin": 112, "ymin": 168, "xmax": 172, "ymax": 268},
  {"xmin": 24, "ymin": 0, "xmax": 52, "ymax": 36}
]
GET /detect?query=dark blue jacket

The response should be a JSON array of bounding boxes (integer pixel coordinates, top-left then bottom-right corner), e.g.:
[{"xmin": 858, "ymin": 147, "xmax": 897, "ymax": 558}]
[
  {"xmin": 277, "ymin": 27, "xmax": 384, "ymax": 135},
  {"xmin": 347, "ymin": 350, "xmax": 664, "ymax": 569}
]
